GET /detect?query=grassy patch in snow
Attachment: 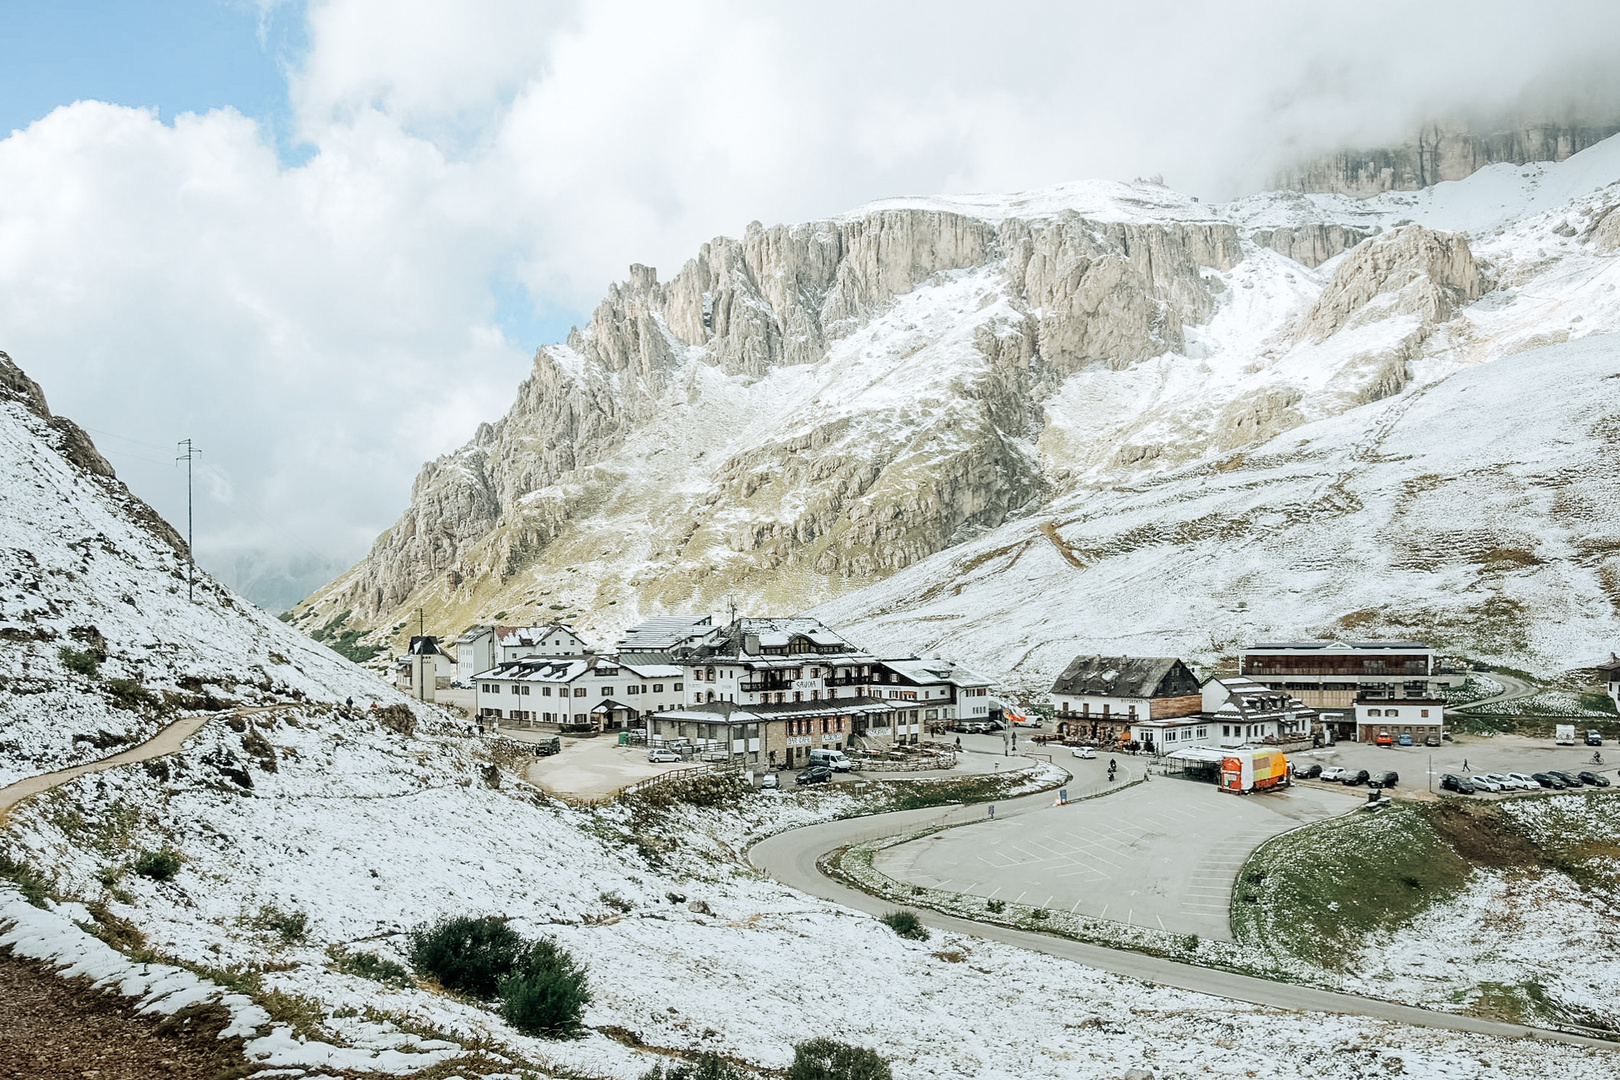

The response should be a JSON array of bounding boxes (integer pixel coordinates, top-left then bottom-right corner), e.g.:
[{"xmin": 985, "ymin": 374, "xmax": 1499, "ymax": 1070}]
[{"xmin": 1231, "ymin": 803, "xmax": 1473, "ymax": 970}]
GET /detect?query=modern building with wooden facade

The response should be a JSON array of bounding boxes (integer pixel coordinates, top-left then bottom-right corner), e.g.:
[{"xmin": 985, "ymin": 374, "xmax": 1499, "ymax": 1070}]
[{"xmin": 1238, "ymin": 641, "xmax": 1456, "ymax": 707}]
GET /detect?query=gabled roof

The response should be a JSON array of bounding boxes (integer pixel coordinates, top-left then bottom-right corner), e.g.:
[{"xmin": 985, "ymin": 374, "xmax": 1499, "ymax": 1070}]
[
  {"xmin": 407, "ymin": 636, "xmax": 444, "ymax": 656},
  {"xmin": 499, "ymin": 622, "xmax": 585, "ymax": 649},
  {"xmin": 1050, "ymin": 655, "xmax": 1200, "ymax": 699},
  {"xmin": 1597, "ymin": 653, "xmax": 1620, "ymax": 679},
  {"xmin": 879, "ymin": 656, "xmax": 992, "ymax": 687},
  {"xmin": 456, "ymin": 625, "xmax": 495, "ymax": 644},
  {"xmin": 684, "ymin": 617, "xmax": 873, "ymax": 662},
  {"xmin": 618, "ymin": 615, "xmax": 714, "ymax": 651}
]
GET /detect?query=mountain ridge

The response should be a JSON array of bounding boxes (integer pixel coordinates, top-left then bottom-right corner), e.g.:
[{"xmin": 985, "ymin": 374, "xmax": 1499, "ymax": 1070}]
[{"xmin": 291, "ymin": 136, "xmax": 1620, "ymax": 679}]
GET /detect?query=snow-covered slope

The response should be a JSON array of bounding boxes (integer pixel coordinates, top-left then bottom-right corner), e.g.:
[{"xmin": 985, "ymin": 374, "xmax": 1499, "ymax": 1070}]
[
  {"xmin": 296, "ymin": 134, "xmax": 1620, "ymax": 677},
  {"xmin": 5, "ymin": 353, "xmax": 1620, "ymax": 1077}
]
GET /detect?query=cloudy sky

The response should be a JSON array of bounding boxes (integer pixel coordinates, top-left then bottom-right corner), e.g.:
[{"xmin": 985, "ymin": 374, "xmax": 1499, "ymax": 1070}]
[{"xmin": 3, "ymin": 1, "xmax": 1617, "ymax": 610}]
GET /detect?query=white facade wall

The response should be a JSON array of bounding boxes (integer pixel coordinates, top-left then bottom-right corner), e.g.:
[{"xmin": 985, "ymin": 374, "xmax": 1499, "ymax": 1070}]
[
  {"xmin": 1048, "ymin": 692, "xmax": 1153, "ymax": 723},
  {"xmin": 476, "ymin": 670, "xmax": 685, "ymax": 722}
]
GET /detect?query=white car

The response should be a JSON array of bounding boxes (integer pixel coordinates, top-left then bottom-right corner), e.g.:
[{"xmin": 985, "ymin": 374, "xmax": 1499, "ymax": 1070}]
[
  {"xmin": 1070, "ymin": 746, "xmax": 1096, "ymax": 759},
  {"xmin": 1470, "ymin": 774, "xmax": 1503, "ymax": 792},
  {"xmin": 1484, "ymin": 772, "xmax": 1522, "ymax": 791},
  {"xmin": 758, "ymin": 772, "xmax": 779, "ymax": 790},
  {"xmin": 647, "ymin": 748, "xmax": 681, "ymax": 763},
  {"xmin": 1506, "ymin": 772, "xmax": 1538, "ymax": 790},
  {"xmin": 1319, "ymin": 766, "xmax": 1350, "ymax": 782}
]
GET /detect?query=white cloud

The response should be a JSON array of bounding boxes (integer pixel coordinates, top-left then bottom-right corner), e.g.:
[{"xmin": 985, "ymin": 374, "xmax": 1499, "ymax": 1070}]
[{"xmin": 2, "ymin": 0, "xmax": 1618, "ymax": 610}]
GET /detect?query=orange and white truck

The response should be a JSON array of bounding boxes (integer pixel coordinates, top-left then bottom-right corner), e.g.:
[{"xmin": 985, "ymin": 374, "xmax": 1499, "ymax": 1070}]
[{"xmin": 1219, "ymin": 748, "xmax": 1290, "ymax": 794}]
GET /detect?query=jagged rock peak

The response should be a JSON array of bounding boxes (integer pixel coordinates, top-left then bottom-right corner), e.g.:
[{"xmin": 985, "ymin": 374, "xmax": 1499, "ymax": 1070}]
[{"xmin": 1275, "ymin": 118, "xmax": 1620, "ymax": 198}]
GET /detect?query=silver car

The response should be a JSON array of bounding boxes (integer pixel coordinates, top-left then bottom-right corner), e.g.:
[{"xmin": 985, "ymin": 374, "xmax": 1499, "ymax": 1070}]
[{"xmin": 1470, "ymin": 774, "xmax": 1503, "ymax": 792}]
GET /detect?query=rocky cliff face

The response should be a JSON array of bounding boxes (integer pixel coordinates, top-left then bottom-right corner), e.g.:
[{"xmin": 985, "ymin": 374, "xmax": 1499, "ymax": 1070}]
[
  {"xmin": 295, "ymin": 137, "xmax": 1620, "ymax": 665},
  {"xmin": 1277, "ymin": 120, "xmax": 1620, "ymax": 198}
]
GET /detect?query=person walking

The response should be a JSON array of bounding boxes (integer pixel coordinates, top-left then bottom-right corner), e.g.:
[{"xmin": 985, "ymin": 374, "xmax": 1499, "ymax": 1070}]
[{"xmin": 1462, "ymin": 757, "xmax": 1470, "ymax": 772}]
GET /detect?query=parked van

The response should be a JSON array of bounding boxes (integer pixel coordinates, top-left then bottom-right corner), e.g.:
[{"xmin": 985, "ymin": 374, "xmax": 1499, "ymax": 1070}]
[{"xmin": 808, "ymin": 749, "xmax": 852, "ymax": 772}]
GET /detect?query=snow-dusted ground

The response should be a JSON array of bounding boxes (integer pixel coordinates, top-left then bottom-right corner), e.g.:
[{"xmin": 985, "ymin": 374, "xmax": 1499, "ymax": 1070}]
[{"xmin": 1350, "ymin": 794, "xmax": 1620, "ymax": 1032}]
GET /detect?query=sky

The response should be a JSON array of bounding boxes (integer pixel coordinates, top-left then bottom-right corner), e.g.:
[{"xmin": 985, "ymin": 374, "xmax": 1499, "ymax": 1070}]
[{"xmin": 2, "ymin": 0, "xmax": 1618, "ymax": 611}]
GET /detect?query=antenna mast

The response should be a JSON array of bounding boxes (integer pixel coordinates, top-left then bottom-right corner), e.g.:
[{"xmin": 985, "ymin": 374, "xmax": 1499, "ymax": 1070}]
[{"xmin": 176, "ymin": 439, "xmax": 202, "ymax": 601}]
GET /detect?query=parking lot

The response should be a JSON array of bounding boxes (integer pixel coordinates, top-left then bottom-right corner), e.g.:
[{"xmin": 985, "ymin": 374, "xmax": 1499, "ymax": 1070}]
[
  {"xmin": 872, "ymin": 767, "xmax": 1359, "ymax": 940},
  {"xmin": 1287, "ymin": 733, "xmax": 1616, "ymax": 797}
]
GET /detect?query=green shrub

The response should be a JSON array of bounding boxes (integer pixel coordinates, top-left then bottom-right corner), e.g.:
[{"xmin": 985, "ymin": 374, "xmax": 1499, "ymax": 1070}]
[
  {"xmin": 133, "ymin": 849, "xmax": 182, "ymax": 882},
  {"xmin": 252, "ymin": 904, "xmax": 309, "ymax": 945},
  {"xmin": 640, "ymin": 1053, "xmax": 750, "ymax": 1080},
  {"xmin": 0, "ymin": 852, "xmax": 54, "ymax": 907},
  {"xmin": 407, "ymin": 915, "xmax": 526, "ymax": 1000},
  {"xmin": 58, "ymin": 645, "xmax": 100, "ymax": 677},
  {"xmin": 879, "ymin": 910, "xmax": 929, "ymax": 942},
  {"xmin": 330, "ymin": 947, "xmax": 414, "ymax": 988},
  {"xmin": 789, "ymin": 1038, "xmax": 894, "ymax": 1080},
  {"xmin": 985, "ymin": 899, "xmax": 1005, "ymax": 914},
  {"xmin": 499, "ymin": 938, "xmax": 592, "ymax": 1038}
]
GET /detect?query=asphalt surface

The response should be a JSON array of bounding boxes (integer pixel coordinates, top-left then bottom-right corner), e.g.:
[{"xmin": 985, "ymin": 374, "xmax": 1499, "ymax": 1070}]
[
  {"xmin": 749, "ymin": 783, "xmax": 1616, "ymax": 1049},
  {"xmin": 872, "ymin": 773, "xmax": 1356, "ymax": 939}
]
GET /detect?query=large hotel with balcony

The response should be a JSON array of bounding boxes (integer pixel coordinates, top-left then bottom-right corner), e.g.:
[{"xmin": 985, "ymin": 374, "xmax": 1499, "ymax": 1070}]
[{"xmin": 1238, "ymin": 641, "xmax": 1462, "ymax": 708}]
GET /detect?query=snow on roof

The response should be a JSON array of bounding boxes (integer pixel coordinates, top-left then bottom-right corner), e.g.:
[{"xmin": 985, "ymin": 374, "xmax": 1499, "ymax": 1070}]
[
  {"xmin": 1050, "ymin": 655, "xmax": 1200, "ymax": 699},
  {"xmin": 619, "ymin": 662, "xmax": 683, "ymax": 678},
  {"xmin": 618, "ymin": 614, "xmax": 714, "ymax": 649},
  {"xmin": 880, "ymin": 656, "xmax": 992, "ymax": 687},
  {"xmin": 1246, "ymin": 640, "xmax": 1431, "ymax": 651}
]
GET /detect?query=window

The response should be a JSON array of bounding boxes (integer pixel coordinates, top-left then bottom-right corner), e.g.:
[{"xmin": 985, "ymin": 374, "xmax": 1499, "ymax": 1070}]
[
  {"xmin": 487, "ymin": 684, "xmax": 500, "ymax": 693},
  {"xmin": 542, "ymin": 686, "xmax": 552, "ymax": 696},
  {"xmin": 821, "ymin": 718, "xmax": 829, "ymax": 733},
  {"xmin": 1368, "ymin": 708, "xmax": 1381, "ymax": 716},
  {"xmin": 574, "ymin": 713, "xmax": 586, "ymax": 723},
  {"xmin": 653, "ymin": 684, "xmax": 664, "ymax": 693},
  {"xmin": 573, "ymin": 687, "xmax": 586, "ymax": 698},
  {"xmin": 1061, "ymin": 701, "xmax": 1069, "ymax": 712},
  {"xmin": 1222, "ymin": 725, "xmax": 1230, "ymax": 736},
  {"xmin": 518, "ymin": 685, "xmax": 530, "ymax": 696},
  {"xmin": 673, "ymin": 682, "xmax": 683, "ymax": 691},
  {"xmin": 626, "ymin": 685, "xmax": 639, "ymax": 695},
  {"xmin": 1421, "ymin": 709, "xmax": 1430, "ymax": 718},
  {"xmin": 1197, "ymin": 727, "xmax": 1207, "ymax": 738},
  {"xmin": 1128, "ymin": 705, "xmax": 1137, "ymax": 719},
  {"xmin": 1388, "ymin": 709, "xmax": 1400, "ymax": 717}
]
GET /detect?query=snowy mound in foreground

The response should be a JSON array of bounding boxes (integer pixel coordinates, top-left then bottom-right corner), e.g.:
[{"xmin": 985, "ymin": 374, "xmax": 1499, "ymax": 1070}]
[{"xmin": 0, "ymin": 351, "xmax": 407, "ymax": 787}]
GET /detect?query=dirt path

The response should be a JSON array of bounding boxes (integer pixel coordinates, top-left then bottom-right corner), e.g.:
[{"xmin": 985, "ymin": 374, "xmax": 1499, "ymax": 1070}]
[{"xmin": 0, "ymin": 704, "xmax": 290, "ymax": 825}]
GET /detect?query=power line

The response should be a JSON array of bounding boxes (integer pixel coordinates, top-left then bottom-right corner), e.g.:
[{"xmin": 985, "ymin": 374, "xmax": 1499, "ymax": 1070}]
[{"xmin": 177, "ymin": 440, "xmax": 201, "ymax": 602}]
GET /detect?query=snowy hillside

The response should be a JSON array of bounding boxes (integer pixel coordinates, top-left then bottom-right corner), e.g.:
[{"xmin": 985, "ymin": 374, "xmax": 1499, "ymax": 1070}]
[
  {"xmin": 295, "ymin": 133, "xmax": 1620, "ymax": 680},
  {"xmin": 4, "ymin": 353, "xmax": 1620, "ymax": 1077},
  {"xmin": 0, "ymin": 352, "xmax": 421, "ymax": 788}
]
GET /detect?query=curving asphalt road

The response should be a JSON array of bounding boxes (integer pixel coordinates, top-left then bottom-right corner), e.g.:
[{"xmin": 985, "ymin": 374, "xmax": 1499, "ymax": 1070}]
[
  {"xmin": 749, "ymin": 781, "xmax": 1614, "ymax": 1050},
  {"xmin": 1451, "ymin": 672, "xmax": 1537, "ymax": 713}
]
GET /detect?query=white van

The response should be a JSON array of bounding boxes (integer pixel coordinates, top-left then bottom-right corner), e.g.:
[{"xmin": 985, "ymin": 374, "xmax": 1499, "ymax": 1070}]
[{"xmin": 808, "ymin": 748, "xmax": 852, "ymax": 772}]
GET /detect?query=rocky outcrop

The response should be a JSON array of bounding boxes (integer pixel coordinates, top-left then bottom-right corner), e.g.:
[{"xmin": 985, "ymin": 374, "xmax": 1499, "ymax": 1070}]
[
  {"xmin": 1250, "ymin": 224, "xmax": 1376, "ymax": 268},
  {"xmin": 302, "ymin": 198, "xmax": 1252, "ymax": 632},
  {"xmin": 1297, "ymin": 226, "xmax": 1482, "ymax": 342},
  {"xmin": 1276, "ymin": 120, "xmax": 1620, "ymax": 198}
]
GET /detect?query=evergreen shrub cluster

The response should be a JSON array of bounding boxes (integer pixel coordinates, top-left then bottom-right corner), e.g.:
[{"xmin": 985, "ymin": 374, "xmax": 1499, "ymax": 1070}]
[{"xmin": 407, "ymin": 915, "xmax": 590, "ymax": 1037}]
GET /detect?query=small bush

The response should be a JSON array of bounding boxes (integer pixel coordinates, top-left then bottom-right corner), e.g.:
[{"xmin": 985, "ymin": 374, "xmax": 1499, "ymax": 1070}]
[
  {"xmin": 879, "ymin": 910, "xmax": 929, "ymax": 942},
  {"xmin": 330, "ymin": 947, "xmax": 414, "ymax": 988},
  {"xmin": 499, "ymin": 938, "xmax": 592, "ymax": 1038},
  {"xmin": 0, "ymin": 852, "xmax": 55, "ymax": 907},
  {"xmin": 985, "ymin": 898, "xmax": 1005, "ymax": 914},
  {"xmin": 1028, "ymin": 908, "xmax": 1048, "ymax": 922},
  {"xmin": 640, "ymin": 1053, "xmax": 750, "ymax": 1080},
  {"xmin": 377, "ymin": 704, "xmax": 417, "ymax": 738},
  {"xmin": 789, "ymin": 1038, "xmax": 894, "ymax": 1080},
  {"xmin": 58, "ymin": 645, "xmax": 101, "ymax": 677},
  {"xmin": 253, "ymin": 904, "xmax": 309, "ymax": 945},
  {"xmin": 133, "ymin": 849, "xmax": 182, "ymax": 882},
  {"xmin": 407, "ymin": 915, "xmax": 525, "ymax": 1000}
]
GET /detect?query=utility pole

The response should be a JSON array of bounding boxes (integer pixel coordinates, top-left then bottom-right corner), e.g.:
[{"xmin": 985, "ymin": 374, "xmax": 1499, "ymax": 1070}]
[
  {"xmin": 176, "ymin": 440, "xmax": 201, "ymax": 601},
  {"xmin": 418, "ymin": 607, "xmax": 425, "ymax": 640}
]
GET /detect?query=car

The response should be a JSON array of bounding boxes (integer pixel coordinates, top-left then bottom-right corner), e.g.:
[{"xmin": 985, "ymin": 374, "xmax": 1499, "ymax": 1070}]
[
  {"xmin": 1470, "ymin": 775, "xmax": 1503, "ymax": 792},
  {"xmin": 1424, "ymin": 734, "xmax": 1442, "ymax": 747},
  {"xmin": 1440, "ymin": 774, "xmax": 1476, "ymax": 794},
  {"xmin": 1588, "ymin": 730, "xmax": 1605, "ymax": 746},
  {"xmin": 795, "ymin": 765, "xmax": 834, "ymax": 785},
  {"xmin": 758, "ymin": 772, "xmax": 779, "ymax": 790},
  {"xmin": 1372, "ymin": 770, "xmax": 1399, "ymax": 788},
  {"xmin": 1484, "ymin": 773, "xmax": 1522, "ymax": 791},
  {"xmin": 1296, "ymin": 763, "xmax": 1323, "ymax": 779},
  {"xmin": 1579, "ymin": 771, "xmax": 1611, "ymax": 787},
  {"xmin": 1342, "ymin": 769, "xmax": 1370, "ymax": 786},
  {"xmin": 1549, "ymin": 770, "xmax": 1585, "ymax": 787},
  {"xmin": 1375, "ymin": 730, "xmax": 1393, "ymax": 747},
  {"xmin": 1070, "ymin": 745, "xmax": 1096, "ymax": 759},
  {"xmin": 1397, "ymin": 733, "xmax": 1414, "ymax": 747},
  {"xmin": 647, "ymin": 748, "xmax": 681, "ymax": 763},
  {"xmin": 1319, "ymin": 766, "xmax": 1349, "ymax": 782},
  {"xmin": 1506, "ymin": 772, "xmax": 1539, "ymax": 790},
  {"xmin": 1531, "ymin": 772, "xmax": 1564, "ymax": 789}
]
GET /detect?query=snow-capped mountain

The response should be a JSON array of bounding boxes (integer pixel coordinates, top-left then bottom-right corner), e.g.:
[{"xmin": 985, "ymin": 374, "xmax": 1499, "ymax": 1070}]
[{"xmin": 294, "ymin": 135, "xmax": 1620, "ymax": 677}]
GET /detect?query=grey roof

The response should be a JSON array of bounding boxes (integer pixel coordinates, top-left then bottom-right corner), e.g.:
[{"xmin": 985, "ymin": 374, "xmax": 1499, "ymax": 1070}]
[
  {"xmin": 1050, "ymin": 656, "xmax": 1200, "ymax": 699},
  {"xmin": 1246, "ymin": 641, "xmax": 1431, "ymax": 651},
  {"xmin": 407, "ymin": 636, "xmax": 444, "ymax": 656},
  {"xmin": 618, "ymin": 615, "xmax": 714, "ymax": 650},
  {"xmin": 683, "ymin": 617, "xmax": 872, "ymax": 662}
]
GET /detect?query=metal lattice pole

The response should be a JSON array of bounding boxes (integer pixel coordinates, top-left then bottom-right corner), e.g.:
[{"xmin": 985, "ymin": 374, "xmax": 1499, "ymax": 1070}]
[{"xmin": 176, "ymin": 439, "xmax": 202, "ymax": 601}]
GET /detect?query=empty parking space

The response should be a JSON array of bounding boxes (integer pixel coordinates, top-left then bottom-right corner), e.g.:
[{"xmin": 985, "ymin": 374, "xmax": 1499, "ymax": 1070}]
[{"xmin": 874, "ymin": 777, "xmax": 1358, "ymax": 940}]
